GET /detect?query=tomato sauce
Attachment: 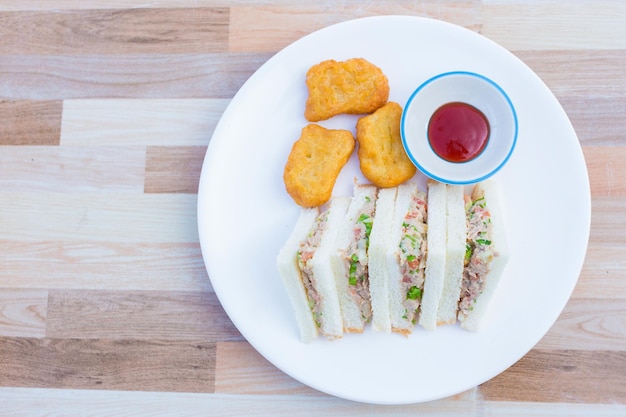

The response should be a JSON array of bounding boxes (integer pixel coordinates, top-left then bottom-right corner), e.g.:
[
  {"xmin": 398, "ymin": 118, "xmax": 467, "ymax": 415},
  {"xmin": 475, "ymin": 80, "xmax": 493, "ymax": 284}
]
[{"xmin": 427, "ymin": 102, "xmax": 490, "ymax": 163}]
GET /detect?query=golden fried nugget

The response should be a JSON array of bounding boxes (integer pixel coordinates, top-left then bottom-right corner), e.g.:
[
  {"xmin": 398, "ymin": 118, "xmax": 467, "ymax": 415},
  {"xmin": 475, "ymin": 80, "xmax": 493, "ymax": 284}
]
[
  {"xmin": 284, "ymin": 124, "xmax": 355, "ymax": 207},
  {"xmin": 356, "ymin": 102, "xmax": 416, "ymax": 188},
  {"xmin": 304, "ymin": 58, "xmax": 389, "ymax": 122}
]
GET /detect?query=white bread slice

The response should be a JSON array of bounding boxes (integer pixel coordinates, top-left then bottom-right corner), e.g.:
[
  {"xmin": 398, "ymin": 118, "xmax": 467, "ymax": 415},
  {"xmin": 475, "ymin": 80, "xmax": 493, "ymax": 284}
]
[
  {"xmin": 418, "ymin": 180, "xmax": 447, "ymax": 330},
  {"xmin": 310, "ymin": 196, "xmax": 350, "ymax": 338},
  {"xmin": 276, "ymin": 207, "xmax": 321, "ymax": 343},
  {"xmin": 436, "ymin": 185, "xmax": 467, "ymax": 325},
  {"xmin": 368, "ymin": 186, "xmax": 398, "ymax": 333},
  {"xmin": 458, "ymin": 180, "xmax": 510, "ymax": 331},
  {"xmin": 385, "ymin": 183, "xmax": 421, "ymax": 334},
  {"xmin": 330, "ymin": 183, "xmax": 378, "ymax": 333}
]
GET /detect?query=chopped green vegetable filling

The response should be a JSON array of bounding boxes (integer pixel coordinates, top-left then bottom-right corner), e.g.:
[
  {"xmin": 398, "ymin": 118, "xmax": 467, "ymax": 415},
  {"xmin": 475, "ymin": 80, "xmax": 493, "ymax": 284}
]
[
  {"xmin": 358, "ymin": 213, "xmax": 373, "ymax": 239},
  {"xmin": 476, "ymin": 238, "xmax": 492, "ymax": 245},
  {"xmin": 349, "ymin": 254, "xmax": 359, "ymax": 285},
  {"xmin": 407, "ymin": 286, "xmax": 422, "ymax": 300},
  {"xmin": 473, "ymin": 196, "xmax": 486, "ymax": 208}
]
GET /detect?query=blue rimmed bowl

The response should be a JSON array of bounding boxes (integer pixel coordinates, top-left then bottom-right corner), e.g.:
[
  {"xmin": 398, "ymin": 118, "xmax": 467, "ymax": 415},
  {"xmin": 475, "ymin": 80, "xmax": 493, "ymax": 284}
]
[{"xmin": 401, "ymin": 71, "xmax": 518, "ymax": 184}]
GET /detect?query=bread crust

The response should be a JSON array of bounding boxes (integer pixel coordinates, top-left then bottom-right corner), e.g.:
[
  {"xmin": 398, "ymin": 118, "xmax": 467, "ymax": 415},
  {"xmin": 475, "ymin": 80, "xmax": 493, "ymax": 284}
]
[
  {"xmin": 304, "ymin": 58, "xmax": 389, "ymax": 122},
  {"xmin": 283, "ymin": 124, "xmax": 355, "ymax": 207},
  {"xmin": 356, "ymin": 102, "xmax": 416, "ymax": 188}
]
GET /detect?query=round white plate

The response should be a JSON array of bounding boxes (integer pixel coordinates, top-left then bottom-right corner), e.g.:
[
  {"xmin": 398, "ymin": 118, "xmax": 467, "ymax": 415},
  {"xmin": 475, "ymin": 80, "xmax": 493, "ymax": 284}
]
[{"xmin": 197, "ymin": 16, "xmax": 591, "ymax": 404}]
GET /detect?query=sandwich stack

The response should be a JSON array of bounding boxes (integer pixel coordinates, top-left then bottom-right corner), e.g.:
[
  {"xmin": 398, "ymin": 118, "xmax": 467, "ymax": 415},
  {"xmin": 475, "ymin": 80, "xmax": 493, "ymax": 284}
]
[{"xmin": 277, "ymin": 179, "xmax": 509, "ymax": 342}]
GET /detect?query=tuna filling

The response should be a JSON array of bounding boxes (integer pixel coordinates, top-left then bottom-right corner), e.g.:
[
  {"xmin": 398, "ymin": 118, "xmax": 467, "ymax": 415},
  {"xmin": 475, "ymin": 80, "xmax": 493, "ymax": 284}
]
[
  {"xmin": 398, "ymin": 192, "xmax": 427, "ymax": 324},
  {"xmin": 297, "ymin": 210, "xmax": 329, "ymax": 328},
  {"xmin": 459, "ymin": 195, "xmax": 495, "ymax": 318},
  {"xmin": 344, "ymin": 194, "xmax": 376, "ymax": 322}
]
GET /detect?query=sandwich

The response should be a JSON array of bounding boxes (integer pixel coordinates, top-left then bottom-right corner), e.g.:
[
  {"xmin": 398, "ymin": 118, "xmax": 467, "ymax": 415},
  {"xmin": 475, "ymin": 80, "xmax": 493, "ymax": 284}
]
[
  {"xmin": 330, "ymin": 182, "xmax": 378, "ymax": 333},
  {"xmin": 385, "ymin": 183, "xmax": 429, "ymax": 334},
  {"xmin": 436, "ymin": 184, "xmax": 468, "ymax": 326},
  {"xmin": 276, "ymin": 197, "xmax": 350, "ymax": 342},
  {"xmin": 417, "ymin": 180, "xmax": 447, "ymax": 331},
  {"xmin": 277, "ymin": 178, "xmax": 509, "ymax": 342},
  {"xmin": 457, "ymin": 180, "xmax": 509, "ymax": 331},
  {"xmin": 369, "ymin": 181, "xmax": 448, "ymax": 334},
  {"xmin": 368, "ymin": 186, "xmax": 397, "ymax": 333}
]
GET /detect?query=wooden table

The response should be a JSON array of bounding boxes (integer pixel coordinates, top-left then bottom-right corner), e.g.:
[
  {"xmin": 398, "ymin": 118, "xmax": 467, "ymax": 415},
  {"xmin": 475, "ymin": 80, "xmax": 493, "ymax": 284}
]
[{"xmin": 1, "ymin": 1, "xmax": 624, "ymax": 415}]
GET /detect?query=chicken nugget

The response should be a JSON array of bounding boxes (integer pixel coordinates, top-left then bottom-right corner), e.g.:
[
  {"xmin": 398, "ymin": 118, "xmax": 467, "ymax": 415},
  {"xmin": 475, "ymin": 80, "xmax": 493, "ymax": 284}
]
[
  {"xmin": 356, "ymin": 102, "xmax": 416, "ymax": 188},
  {"xmin": 284, "ymin": 124, "xmax": 355, "ymax": 207},
  {"xmin": 304, "ymin": 58, "xmax": 389, "ymax": 122}
]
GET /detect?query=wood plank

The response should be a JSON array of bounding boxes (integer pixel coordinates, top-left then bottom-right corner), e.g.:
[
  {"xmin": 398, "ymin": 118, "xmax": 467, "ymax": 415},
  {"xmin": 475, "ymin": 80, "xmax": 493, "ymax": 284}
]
[
  {"xmin": 0, "ymin": 100, "xmax": 62, "ymax": 145},
  {"xmin": 0, "ymin": 8, "xmax": 228, "ymax": 55},
  {"xmin": 229, "ymin": 2, "xmax": 481, "ymax": 52},
  {"xmin": 215, "ymin": 341, "xmax": 478, "ymax": 403},
  {"xmin": 536, "ymin": 298, "xmax": 626, "ymax": 351},
  {"xmin": 46, "ymin": 290, "xmax": 241, "ymax": 342},
  {"xmin": 0, "ymin": 388, "xmax": 624, "ymax": 417},
  {"xmin": 0, "ymin": 388, "xmax": 484, "ymax": 417},
  {"xmin": 0, "ymin": 1, "xmax": 229, "ymax": 11},
  {"xmin": 583, "ymin": 147, "xmax": 626, "ymax": 195},
  {"xmin": 514, "ymin": 50, "xmax": 626, "ymax": 99},
  {"xmin": 483, "ymin": 2, "xmax": 626, "ymax": 50},
  {"xmin": 480, "ymin": 349, "xmax": 626, "ymax": 403},
  {"xmin": 482, "ymin": 401, "xmax": 626, "ymax": 417},
  {"xmin": 144, "ymin": 146, "xmax": 206, "ymax": 193},
  {"xmin": 574, "ymin": 244, "xmax": 626, "ymax": 299},
  {"xmin": 0, "ymin": 145, "xmax": 145, "ymax": 192},
  {"xmin": 563, "ymin": 98, "xmax": 626, "ymax": 146},
  {"xmin": 0, "ymin": 193, "xmax": 198, "ymax": 242},
  {"xmin": 0, "ymin": 242, "xmax": 210, "ymax": 292},
  {"xmin": 0, "ymin": 337, "xmax": 215, "ymax": 392},
  {"xmin": 589, "ymin": 197, "xmax": 626, "ymax": 246},
  {"xmin": 0, "ymin": 289, "xmax": 47, "ymax": 338},
  {"xmin": 60, "ymin": 99, "xmax": 227, "ymax": 146},
  {"xmin": 0, "ymin": 53, "xmax": 270, "ymax": 100},
  {"xmin": 215, "ymin": 341, "xmax": 317, "ymax": 395}
]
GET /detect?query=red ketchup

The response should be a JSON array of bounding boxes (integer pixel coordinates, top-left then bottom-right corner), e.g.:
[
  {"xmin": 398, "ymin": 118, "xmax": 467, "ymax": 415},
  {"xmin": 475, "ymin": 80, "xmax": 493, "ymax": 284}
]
[{"xmin": 427, "ymin": 102, "xmax": 490, "ymax": 163}]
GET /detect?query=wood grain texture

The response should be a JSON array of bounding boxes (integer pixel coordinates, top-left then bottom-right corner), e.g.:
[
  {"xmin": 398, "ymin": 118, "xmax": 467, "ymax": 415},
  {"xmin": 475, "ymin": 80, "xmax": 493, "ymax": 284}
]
[
  {"xmin": 229, "ymin": 1, "xmax": 481, "ymax": 52},
  {"xmin": 536, "ymin": 298, "xmax": 626, "ymax": 351},
  {"xmin": 482, "ymin": 401, "xmax": 626, "ymax": 417},
  {"xmin": 145, "ymin": 146, "xmax": 206, "ymax": 193},
  {"xmin": 0, "ymin": 242, "xmax": 210, "ymax": 291},
  {"xmin": 0, "ymin": 388, "xmax": 624, "ymax": 417},
  {"xmin": 0, "ymin": 337, "xmax": 215, "ymax": 392},
  {"xmin": 0, "ymin": 100, "xmax": 62, "ymax": 145},
  {"xmin": 0, "ymin": 145, "xmax": 145, "ymax": 192},
  {"xmin": 574, "ymin": 244, "xmax": 626, "ymax": 299},
  {"xmin": 0, "ymin": 193, "xmax": 198, "ymax": 242},
  {"xmin": 46, "ymin": 290, "xmax": 241, "ymax": 341},
  {"xmin": 0, "ymin": 388, "xmax": 487, "ymax": 417},
  {"xmin": 589, "ymin": 197, "xmax": 626, "ymax": 245},
  {"xmin": 0, "ymin": 53, "xmax": 271, "ymax": 100},
  {"xmin": 0, "ymin": 1, "xmax": 624, "ymax": 414},
  {"xmin": 584, "ymin": 147, "xmax": 626, "ymax": 196},
  {"xmin": 0, "ymin": 8, "xmax": 229, "ymax": 55},
  {"xmin": 513, "ymin": 50, "xmax": 626, "ymax": 99},
  {"xmin": 561, "ymin": 97, "xmax": 626, "ymax": 146},
  {"xmin": 482, "ymin": 2, "xmax": 626, "ymax": 50},
  {"xmin": 215, "ymin": 341, "xmax": 316, "ymax": 396},
  {"xmin": 480, "ymin": 350, "xmax": 626, "ymax": 403},
  {"xmin": 0, "ymin": 289, "xmax": 47, "ymax": 338},
  {"xmin": 61, "ymin": 99, "xmax": 226, "ymax": 146}
]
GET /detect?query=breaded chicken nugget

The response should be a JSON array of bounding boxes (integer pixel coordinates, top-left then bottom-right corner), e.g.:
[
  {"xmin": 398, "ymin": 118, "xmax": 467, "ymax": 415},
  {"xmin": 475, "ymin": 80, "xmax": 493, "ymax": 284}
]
[
  {"xmin": 356, "ymin": 102, "xmax": 416, "ymax": 188},
  {"xmin": 304, "ymin": 58, "xmax": 389, "ymax": 122},
  {"xmin": 284, "ymin": 124, "xmax": 355, "ymax": 207}
]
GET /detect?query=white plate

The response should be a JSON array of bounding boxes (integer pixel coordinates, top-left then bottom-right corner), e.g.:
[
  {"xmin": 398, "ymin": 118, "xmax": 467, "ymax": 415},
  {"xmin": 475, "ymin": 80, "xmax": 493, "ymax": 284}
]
[{"xmin": 197, "ymin": 16, "xmax": 590, "ymax": 404}]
